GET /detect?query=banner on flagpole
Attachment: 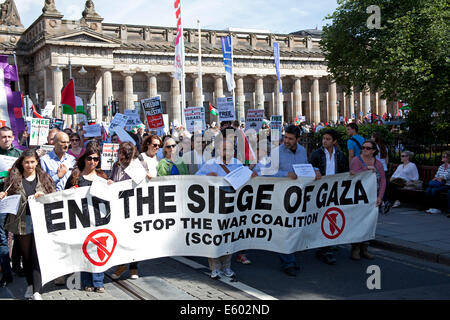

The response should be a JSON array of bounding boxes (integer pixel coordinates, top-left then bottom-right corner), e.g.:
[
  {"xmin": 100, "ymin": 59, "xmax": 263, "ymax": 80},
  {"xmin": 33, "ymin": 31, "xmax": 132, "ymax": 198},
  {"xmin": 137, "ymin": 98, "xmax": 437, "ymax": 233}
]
[{"xmin": 221, "ymin": 36, "xmax": 236, "ymax": 92}]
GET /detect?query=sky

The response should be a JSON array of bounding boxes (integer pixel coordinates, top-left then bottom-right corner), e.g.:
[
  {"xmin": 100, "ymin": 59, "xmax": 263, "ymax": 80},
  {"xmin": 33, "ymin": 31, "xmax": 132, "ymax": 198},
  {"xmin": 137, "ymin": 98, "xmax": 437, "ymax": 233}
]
[{"xmin": 14, "ymin": 0, "xmax": 339, "ymax": 34}]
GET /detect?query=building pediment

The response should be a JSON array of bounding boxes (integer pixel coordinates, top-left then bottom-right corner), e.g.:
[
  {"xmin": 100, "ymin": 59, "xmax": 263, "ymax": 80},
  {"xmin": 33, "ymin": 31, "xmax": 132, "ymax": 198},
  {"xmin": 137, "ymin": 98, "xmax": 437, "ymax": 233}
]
[{"xmin": 46, "ymin": 29, "xmax": 121, "ymax": 46}]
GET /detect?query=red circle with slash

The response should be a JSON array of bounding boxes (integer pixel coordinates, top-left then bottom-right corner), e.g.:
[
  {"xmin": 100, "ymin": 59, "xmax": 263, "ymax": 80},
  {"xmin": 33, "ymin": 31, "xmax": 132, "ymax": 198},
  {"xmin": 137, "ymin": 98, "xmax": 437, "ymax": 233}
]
[
  {"xmin": 82, "ymin": 229, "xmax": 117, "ymax": 266},
  {"xmin": 321, "ymin": 207, "xmax": 346, "ymax": 239}
]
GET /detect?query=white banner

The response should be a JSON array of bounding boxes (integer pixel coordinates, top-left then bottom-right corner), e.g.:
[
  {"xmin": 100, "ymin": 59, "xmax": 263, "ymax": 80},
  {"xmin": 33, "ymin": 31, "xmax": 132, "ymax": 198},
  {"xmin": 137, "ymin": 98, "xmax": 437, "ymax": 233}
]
[{"xmin": 29, "ymin": 171, "xmax": 378, "ymax": 285}]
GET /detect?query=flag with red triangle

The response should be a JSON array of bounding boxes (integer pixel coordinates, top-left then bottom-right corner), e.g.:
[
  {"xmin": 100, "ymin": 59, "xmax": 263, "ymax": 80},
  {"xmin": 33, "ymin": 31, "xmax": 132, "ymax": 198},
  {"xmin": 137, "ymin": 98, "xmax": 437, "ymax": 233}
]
[
  {"xmin": 209, "ymin": 102, "xmax": 218, "ymax": 116},
  {"xmin": 236, "ymin": 128, "xmax": 256, "ymax": 165},
  {"xmin": 31, "ymin": 104, "xmax": 43, "ymax": 119}
]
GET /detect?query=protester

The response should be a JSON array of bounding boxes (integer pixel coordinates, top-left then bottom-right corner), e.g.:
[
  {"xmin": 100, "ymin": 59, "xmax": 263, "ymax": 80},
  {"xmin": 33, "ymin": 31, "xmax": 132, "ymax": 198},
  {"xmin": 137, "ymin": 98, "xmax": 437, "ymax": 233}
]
[
  {"xmin": 65, "ymin": 143, "xmax": 111, "ymax": 293},
  {"xmin": 0, "ymin": 126, "xmax": 24, "ymax": 282},
  {"xmin": 67, "ymin": 132, "xmax": 85, "ymax": 159},
  {"xmin": 130, "ymin": 124, "xmax": 145, "ymax": 152},
  {"xmin": 256, "ymin": 125, "xmax": 320, "ymax": 277},
  {"xmin": 346, "ymin": 123, "xmax": 365, "ymax": 164},
  {"xmin": 349, "ymin": 140, "xmax": 386, "ymax": 260},
  {"xmin": 39, "ymin": 132, "xmax": 76, "ymax": 285},
  {"xmin": 196, "ymin": 128, "xmax": 256, "ymax": 279},
  {"xmin": 140, "ymin": 134, "xmax": 162, "ymax": 178},
  {"xmin": 182, "ymin": 133, "xmax": 206, "ymax": 174},
  {"xmin": 383, "ymin": 150, "xmax": 419, "ymax": 212},
  {"xmin": 425, "ymin": 151, "xmax": 450, "ymax": 214},
  {"xmin": 46, "ymin": 128, "xmax": 60, "ymax": 146},
  {"xmin": 0, "ymin": 149, "xmax": 56, "ymax": 299},
  {"xmin": 157, "ymin": 138, "xmax": 188, "ymax": 176},
  {"xmin": 309, "ymin": 129, "xmax": 349, "ymax": 265},
  {"xmin": 110, "ymin": 142, "xmax": 150, "ymax": 280}
]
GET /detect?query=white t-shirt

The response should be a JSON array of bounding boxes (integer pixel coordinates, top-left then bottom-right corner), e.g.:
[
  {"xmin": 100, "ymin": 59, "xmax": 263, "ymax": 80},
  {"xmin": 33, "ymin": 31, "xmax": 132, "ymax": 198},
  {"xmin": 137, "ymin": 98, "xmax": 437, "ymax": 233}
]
[
  {"xmin": 324, "ymin": 147, "xmax": 336, "ymax": 176},
  {"xmin": 391, "ymin": 162, "xmax": 419, "ymax": 182},
  {"xmin": 375, "ymin": 145, "xmax": 388, "ymax": 171},
  {"xmin": 141, "ymin": 152, "xmax": 159, "ymax": 177}
]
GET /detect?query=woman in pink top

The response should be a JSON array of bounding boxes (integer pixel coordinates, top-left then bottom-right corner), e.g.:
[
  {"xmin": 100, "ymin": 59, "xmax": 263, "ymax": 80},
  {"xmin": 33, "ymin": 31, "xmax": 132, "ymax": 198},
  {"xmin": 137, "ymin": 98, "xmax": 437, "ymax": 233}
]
[
  {"xmin": 349, "ymin": 140, "xmax": 386, "ymax": 261},
  {"xmin": 67, "ymin": 133, "xmax": 85, "ymax": 159}
]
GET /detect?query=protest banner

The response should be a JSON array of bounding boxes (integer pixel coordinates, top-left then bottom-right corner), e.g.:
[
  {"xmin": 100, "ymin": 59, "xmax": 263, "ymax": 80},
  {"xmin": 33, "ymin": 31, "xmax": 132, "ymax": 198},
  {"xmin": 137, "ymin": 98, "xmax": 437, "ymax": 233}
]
[
  {"xmin": 101, "ymin": 143, "xmax": 119, "ymax": 171},
  {"xmin": 141, "ymin": 97, "xmax": 164, "ymax": 130},
  {"xmin": 245, "ymin": 109, "xmax": 265, "ymax": 131},
  {"xmin": 0, "ymin": 154, "xmax": 17, "ymax": 172},
  {"xmin": 29, "ymin": 118, "xmax": 50, "ymax": 146},
  {"xmin": 29, "ymin": 171, "xmax": 378, "ymax": 285},
  {"xmin": 185, "ymin": 107, "xmax": 206, "ymax": 132},
  {"xmin": 217, "ymin": 97, "xmax": 235, "ymax": 122}
]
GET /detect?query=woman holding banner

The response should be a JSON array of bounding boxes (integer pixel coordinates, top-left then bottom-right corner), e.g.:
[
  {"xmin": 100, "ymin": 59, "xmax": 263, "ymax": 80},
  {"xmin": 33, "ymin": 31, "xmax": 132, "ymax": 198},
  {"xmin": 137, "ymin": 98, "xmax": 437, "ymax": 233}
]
[
  {"xmin": 110, "ymin": 142, "xmax": 150, "ymax": 280},
  {"xmin": 65, "ymin": 143, "xmax": 111, "ymax": 293},
  {"xmin": 349, "ymin": 140, "xmax": 386, "ymax": 260},
  {"xmin": 0, "ymin": 149, "xmax": 56, "ymax": 300},
  {"xmin": 140, "ymin": 134, "xmax": 162, "ymax": 178},
  {"xmin": 157, "ymin": 137, "xmax": 188, "ymax": 176}
]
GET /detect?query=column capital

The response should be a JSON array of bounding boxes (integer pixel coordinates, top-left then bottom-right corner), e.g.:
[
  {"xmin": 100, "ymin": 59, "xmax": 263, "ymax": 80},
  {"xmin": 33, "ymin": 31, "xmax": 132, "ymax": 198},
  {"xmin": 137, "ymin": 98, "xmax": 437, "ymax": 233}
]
[
  {"xmin": 252, "ymin": 74, "xmax": 265, "ymax": 80},
  {"xmin": 120, "ymin": 70, "xmax": 136, "ymax": 77},
  {"xmin": 146, "ymin": 72, "xmax": 160, "ymax": 78},
  {"xmin": 212, "ymin": 73, "xmax": 225, "ymax": 80}
]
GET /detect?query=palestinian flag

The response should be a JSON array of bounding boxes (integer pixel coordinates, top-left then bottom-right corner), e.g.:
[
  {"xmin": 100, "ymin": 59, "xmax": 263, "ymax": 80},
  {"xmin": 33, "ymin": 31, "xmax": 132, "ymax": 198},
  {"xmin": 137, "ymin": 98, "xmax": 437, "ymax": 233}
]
[
  {"xmin": 236, "ymin": 128, "xmax": 256, "ymax": 166},
  {"xmin": 61, "ymin": 80, "xmax": 87, "ymax": 115},
  {"xmin": 209, "ymin": 103, "xmax": 218, "ymax": 116}
]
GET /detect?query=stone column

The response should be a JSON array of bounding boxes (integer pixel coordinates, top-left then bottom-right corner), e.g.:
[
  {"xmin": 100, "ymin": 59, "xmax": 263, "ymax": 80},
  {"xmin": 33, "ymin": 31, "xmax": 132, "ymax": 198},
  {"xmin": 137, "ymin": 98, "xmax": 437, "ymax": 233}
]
[
  {"xmin": 192, "ymin": 74, "xmax": 202, "ymax": 107},
  {"xmin": 235, "ymin": 75, "xmax": 245, "ymax": 121},
  {"xmin": 379, "ymin": 91, "xmax": 387, "ymax": 115},
  {"xmin": 122, "ymin": 71, "xmax": 135, "ymax": 110},
  {"xmin": 147, "ymin": 73, "xmax": 158, "ymax": 99},
  {"xmin": 171, "ymin": 76, "xmax": 181, "ymax": 125},
  {"xmin": 102, "ymin": 68, "xmax": 113, "ymax": 107},
  {"xmin": 94, "ymin": 69, "xmax": 103, "ymax": 122},
  {"xmin": 348, "ymin": 87, "xmax": 355, "ymax": 119},
  {"xmin": 328, "ymin": 80, "xmax": 337, "ymax": 123},
  {"xmin": 52, "ymin": 66, "xmax": 64, "ymax": 121},
  {"xmin": 214, "ymin": 75, "xmax": 224, "ymax": 102},
  {"xmin": 363, "ymin": 86, "xmax": 371, "ymax": 115},
  {"xmin": 255, "ymin": 75, "xmax": 264, "ymax": 110},
  {"xmin": 293, "ymin": 77, "xmax": 302, "ymax": 119},
  {"xmin": 311, "ymin": 77, "xmax": 320, "ymax": 124}
]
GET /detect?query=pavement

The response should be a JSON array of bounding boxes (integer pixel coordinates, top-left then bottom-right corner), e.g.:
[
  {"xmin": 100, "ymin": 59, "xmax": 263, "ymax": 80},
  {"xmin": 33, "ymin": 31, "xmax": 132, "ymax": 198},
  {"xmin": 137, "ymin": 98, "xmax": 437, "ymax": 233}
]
[{"xmin": 1, "ymin": 203, "xmax": 449, "ymax": 300}]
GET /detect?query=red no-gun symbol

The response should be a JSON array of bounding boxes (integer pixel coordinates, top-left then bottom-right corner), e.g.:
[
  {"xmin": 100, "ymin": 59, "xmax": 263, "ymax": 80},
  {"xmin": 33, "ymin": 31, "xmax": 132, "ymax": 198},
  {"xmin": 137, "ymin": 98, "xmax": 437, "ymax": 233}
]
[
  {"xmin": 321, "ymin": 207, "xmax": 346, "ymax": 239},
  {"xmin": 82, "ymin": 229, "xmax": 117, "ymax": 267}
]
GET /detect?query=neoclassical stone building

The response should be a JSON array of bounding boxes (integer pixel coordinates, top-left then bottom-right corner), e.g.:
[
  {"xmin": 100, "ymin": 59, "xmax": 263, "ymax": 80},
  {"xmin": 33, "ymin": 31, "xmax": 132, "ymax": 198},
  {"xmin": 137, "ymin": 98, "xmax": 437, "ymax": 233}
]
[{"xmin": 0, "ymin": 0, "xmax": 398, "ymax": 126}]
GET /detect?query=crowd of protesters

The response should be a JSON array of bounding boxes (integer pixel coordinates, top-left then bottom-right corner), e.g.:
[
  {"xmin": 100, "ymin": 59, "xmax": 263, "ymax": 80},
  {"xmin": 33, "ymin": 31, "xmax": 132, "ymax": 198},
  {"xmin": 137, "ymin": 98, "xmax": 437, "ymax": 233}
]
[{"xmin": 0, "ymin": 116, "xmax": 448, "ymax": 299}]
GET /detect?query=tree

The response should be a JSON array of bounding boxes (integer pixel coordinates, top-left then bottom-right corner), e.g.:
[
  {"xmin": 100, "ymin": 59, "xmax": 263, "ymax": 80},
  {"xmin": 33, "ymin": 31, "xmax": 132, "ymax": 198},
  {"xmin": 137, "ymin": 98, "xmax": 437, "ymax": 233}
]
[{"xmin": 320, "ymin": 0, "xmax": 449, "ymax": 141}]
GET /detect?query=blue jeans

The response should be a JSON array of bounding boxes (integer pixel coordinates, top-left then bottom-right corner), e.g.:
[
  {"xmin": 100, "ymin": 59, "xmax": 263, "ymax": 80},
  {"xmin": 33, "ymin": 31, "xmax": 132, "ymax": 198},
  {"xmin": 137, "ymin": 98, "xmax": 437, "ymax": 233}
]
[
  {"xmin": 81, "ymin": 272, "xmax": 104, "ymax": 288},
  {"xmin": 279, "ymin": 253, "xmax": 298, "ymax": 270},
  {"xmin": 0, "ymin": 213, "xmax": 12, "ymax": 277},
  {"xmin": 426, "ymin": 184, "xmax": 449, "ymax": 208}
]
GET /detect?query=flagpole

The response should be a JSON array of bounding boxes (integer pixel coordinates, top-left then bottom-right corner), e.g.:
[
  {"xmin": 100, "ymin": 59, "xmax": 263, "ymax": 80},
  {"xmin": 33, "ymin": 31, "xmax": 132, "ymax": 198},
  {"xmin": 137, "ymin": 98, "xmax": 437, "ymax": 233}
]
[
  {"xmin": 179, "ymin": 0, "xmax": 186, "ymax": 128},
  {"xmin": 198, "ymin": 19, "xmax": 203, "ymax": 108}
]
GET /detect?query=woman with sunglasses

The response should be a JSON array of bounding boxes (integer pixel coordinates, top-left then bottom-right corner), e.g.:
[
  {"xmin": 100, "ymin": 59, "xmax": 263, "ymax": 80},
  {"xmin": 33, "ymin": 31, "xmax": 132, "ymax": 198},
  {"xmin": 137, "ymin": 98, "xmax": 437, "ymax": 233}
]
[
  {"xmin": 141, "ymin": 135, "xmax": 162, "ymax": 178},
  {"xmin": 67, "ymin": 133, "xmax": 85, "ymax": 159},
  {"xmin": 349, "ymin": 140, "xmax": 386, "ymax": 261},
  {"xmin": 384, "ymin": 150, "xmax": 419, "ymax": 213},
  {"xmin": 425, "ymin": 151, "xmax": 450, "ymax": 215},
  {"xmin": 0, "ymin": 149, "xmax": 56, "ymax": 300},
  {"xmin": 65, "ymin": 142, "xmax": 111, "ymax": 293},
  {"xmin": 157, "ymin": 138, "xmax": 188, "ymax": 176}
]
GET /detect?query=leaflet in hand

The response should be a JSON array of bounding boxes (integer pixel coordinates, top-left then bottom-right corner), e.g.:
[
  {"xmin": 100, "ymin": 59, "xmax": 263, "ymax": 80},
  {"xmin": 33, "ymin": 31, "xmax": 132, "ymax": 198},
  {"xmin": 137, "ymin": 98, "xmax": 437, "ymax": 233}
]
[{"xmin": 224, "ymin": 166, "xmax": 253, "ymax": 190}]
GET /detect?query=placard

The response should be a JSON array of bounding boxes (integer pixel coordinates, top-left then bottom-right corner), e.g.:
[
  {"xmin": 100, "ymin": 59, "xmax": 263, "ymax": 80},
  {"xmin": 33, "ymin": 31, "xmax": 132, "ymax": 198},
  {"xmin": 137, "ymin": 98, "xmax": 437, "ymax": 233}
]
[
  {"xmin": 141, "ymin": 97, "xmax": 164, "ymax": 130},
  {"xmin": 217, "ymin": 97, "xmax": 235, "ymax": 122},
  {"xmin": 30, "ymin": 118, "xmax": 50, "ymax": 146},
  {"xmin": 101, "ymin": 143, "xmax": 119, "ymax": 171},
  {"xmin": 245, "ymin": 109, "xmax": 265, "ymax": 131},
  {"xmin": 185, "ymin": 107, "xmax": 206, "ymax": 133},
  {"xmin": 83, "ymin": 124, "xmax": 102, "ymax": 138}
]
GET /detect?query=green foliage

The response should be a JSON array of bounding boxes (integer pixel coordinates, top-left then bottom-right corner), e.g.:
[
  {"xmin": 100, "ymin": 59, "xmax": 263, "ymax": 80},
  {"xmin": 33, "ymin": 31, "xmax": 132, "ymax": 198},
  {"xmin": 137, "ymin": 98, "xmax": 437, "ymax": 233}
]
[{"xmin": 320, "ymin": 0, "xmax": 449, "ymax": 139}]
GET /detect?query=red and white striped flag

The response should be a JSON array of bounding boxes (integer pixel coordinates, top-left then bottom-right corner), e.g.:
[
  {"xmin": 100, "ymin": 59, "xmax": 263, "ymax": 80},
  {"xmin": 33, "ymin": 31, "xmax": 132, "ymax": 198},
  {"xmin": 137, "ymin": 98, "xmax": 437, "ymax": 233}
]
[{"xmin": 174, "ymin": 0, "xmax": 184, "ymax": 81}]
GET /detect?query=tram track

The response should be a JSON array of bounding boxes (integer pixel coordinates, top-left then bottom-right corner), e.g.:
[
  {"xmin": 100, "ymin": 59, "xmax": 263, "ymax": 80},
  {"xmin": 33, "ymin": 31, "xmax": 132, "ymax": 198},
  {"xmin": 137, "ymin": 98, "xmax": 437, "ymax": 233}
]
[{"xmin": 104, "ymin": 273, "xmax": 158, "ymax": 300}]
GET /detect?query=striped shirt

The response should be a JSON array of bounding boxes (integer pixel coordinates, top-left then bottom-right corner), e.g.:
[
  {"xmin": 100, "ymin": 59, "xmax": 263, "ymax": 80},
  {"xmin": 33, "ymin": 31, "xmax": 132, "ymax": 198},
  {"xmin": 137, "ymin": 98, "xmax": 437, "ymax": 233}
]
[{"xmin": 435, "ymin": 164, "xmax": 450, "ymax": 185}]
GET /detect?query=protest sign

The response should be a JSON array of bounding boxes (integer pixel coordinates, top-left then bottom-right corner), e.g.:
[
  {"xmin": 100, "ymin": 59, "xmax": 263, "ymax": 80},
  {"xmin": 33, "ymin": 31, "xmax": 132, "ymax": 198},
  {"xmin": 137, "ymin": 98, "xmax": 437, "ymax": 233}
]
[
  {"xmin": 0, "ymin": 194, "xmax": 21, "ymax": 215},
  {"xmin": 217, "ymin": 97, "xmax": 235, "ymax": 122},
  {"xmin": 48, "ymin": 118, "xmax": 65, "ymax": 131},
  {"xmin": 124, "ymin": 109, "xmax": 143, "ymax": 131},
  {"xmin": 83, "ymin": 124, "xmax": 102, "ymax": 138},
  {"xmin": 101, "ymin": 143, "xmax": 119, "ymax": 171},
  {"xmin": 109, "ymin": 113, "xmax": 129, "ymax": 134},
  {"xmin": 185, "ymin": 107, "xmax": 206, "ymax": 133},
  {"xmin": 114, "ymin": 127, "xmax": 136, "ymax": 145},
  {"xmin": 41, "ymin": 103, "xmax": 55, "ymax": 118},
  {"xmin": 29, "ymin": 171, "xmax": 378, "ymax": 285},
  {"xmin": 141, "ymin": 97, "xmax": 164, "ymax": 130},
  {"xmin": 39, "ymin": 144, "xmax": 55, "ymax": 157},
  {"xmin": 0, "ymin": 155, "xmax": 17, "ymax": 172},
  {"xmin": 29, "ymin": 118, "xmax": 50, "ymax": 146},
  {"xmin": 245, "ymin": 109, "xmax": 265, "ymax": 131}
]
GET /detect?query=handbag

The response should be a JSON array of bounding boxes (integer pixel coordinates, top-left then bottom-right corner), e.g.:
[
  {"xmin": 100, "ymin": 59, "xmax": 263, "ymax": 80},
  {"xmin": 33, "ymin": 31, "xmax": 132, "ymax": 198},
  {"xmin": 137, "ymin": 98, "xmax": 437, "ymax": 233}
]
[{"xmin": 390, "ymin": 177, "xmax": 407, "ymax": 187}]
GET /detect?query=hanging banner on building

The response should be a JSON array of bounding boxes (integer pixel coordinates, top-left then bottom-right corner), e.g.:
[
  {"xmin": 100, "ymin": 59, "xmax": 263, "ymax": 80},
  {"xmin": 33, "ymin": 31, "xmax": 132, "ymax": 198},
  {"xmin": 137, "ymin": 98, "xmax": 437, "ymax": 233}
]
[
  {"xmin": 220, "ymin": 36, "xmax": 236, "ymax": 92},
  {"xmin": 141, "ymin": 97, "xmax": 164, "ymax": 130},
  {"xmin": 273, "ymin": 42, "xmax": 283, "ymax": 93},
  {"xmin": 29, "ymin": 171, "xmax": 378, "ymax": 285},
  {"xmin": 217, "ymin": 97, "xmax": 235, "ymax": 122},
  {"xmin": 185, "ymin": 106, "xmax": 206, "ymax": 132}
]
